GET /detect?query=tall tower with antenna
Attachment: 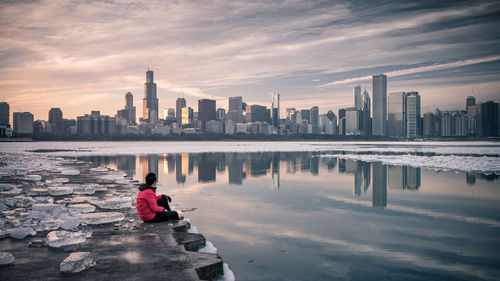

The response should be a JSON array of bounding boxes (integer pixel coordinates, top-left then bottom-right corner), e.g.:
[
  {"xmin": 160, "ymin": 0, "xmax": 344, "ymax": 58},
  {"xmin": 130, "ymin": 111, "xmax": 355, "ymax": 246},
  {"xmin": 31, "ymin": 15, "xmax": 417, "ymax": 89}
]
[{"xmin": 143, "ymin": 65, "xmax": 159, "ymax": 124}]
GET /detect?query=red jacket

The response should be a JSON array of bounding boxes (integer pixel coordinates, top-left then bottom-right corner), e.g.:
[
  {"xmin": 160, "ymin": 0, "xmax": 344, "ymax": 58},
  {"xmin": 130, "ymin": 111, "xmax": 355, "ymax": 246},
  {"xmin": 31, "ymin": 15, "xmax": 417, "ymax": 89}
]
[{"xmin": 136, "ymin": 185, "xmax": 164, "ymax": 222}]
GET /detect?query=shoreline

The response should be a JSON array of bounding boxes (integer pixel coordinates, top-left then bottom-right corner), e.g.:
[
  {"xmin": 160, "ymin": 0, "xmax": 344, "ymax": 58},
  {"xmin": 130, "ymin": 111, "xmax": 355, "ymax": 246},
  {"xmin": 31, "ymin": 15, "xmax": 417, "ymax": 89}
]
[{"xmin": 0, "ymin": 153, "xmax": 230, "ymax": 280}]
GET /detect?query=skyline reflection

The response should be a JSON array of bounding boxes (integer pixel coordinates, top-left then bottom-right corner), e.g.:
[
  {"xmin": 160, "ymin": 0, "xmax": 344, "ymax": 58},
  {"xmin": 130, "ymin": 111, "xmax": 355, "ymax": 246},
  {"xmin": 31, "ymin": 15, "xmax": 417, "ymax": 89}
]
[{"xmin": 78, "ymin": 152, "xmax": 498, "ymax": 208}]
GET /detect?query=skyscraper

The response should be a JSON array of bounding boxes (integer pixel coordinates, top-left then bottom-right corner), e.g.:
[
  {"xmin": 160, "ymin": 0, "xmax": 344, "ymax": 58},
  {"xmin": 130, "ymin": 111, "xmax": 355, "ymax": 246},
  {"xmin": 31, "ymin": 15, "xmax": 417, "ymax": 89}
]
[
  {"xmin": 310, "ymin": 106, "xmax": 319, "ymax": 134},
  {"xmin": 345, "ymin": 108, "xmax": 361, "ymax": 135},
  {"xmin": 125, "ymin": 92, "xmax": 136, "ymax": 124},
  {"xmin": 228, "ymin": 96, "xmax": 243, "ymax": 123},
  {"xmin": 272, "ymin": 92, "xmax": 280, "ymax": 128},
  {"xmin": 372, "ymin": 74, "xmax": 387, "ymax": 136},
  {"xmin": 198, "ymin": 99, "xmax": 216, "ymax": 128},
  {"xmin": 143, "ymin": 68, "xmax": 158, "ymax": 124},
  {"xmin": 0, "ymin": 102, "xmax": 9, "ymax": 126},
  {"xmin": 361, "ymin": 89, "xmax": 371, "ymax": 135},
  {"xmin": 117, "ymin": 92, "xmax": 136, "ymax": 125},
  {"xmin": 354, "ymin": 86, "xmax": 362, "ymax": 110},
  {"xmin": 405, "ymin": 92, "xmax": 421, "ymax": 138},
  {"xmin": 466, "ymin": 96, "xmax": 475, "ymax": 109},
  {"xmin": 176, "ymin": 97, "xmax": 186, "ymax": 124},
  {"xmin": 48, "ymin": 108, "xmax": 63, "ymax": 136},
  {"xmin": 13, "ymin": 112, "xmax": 34, "ymax": 136},
  {"xmin": 481, "ymin": 101, "xmax": 499, "ymax": 137},
  {"xmin": 388, "ymin": 92, "xmax": 406, "ymax": 137}
]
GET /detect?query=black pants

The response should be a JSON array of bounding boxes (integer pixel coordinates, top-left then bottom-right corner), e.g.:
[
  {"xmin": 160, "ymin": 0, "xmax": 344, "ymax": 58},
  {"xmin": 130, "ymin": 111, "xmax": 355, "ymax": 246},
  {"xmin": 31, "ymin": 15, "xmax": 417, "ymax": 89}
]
[{"xmin": 148, "ymin": 196, "xmax": 180, "ymax": 222}]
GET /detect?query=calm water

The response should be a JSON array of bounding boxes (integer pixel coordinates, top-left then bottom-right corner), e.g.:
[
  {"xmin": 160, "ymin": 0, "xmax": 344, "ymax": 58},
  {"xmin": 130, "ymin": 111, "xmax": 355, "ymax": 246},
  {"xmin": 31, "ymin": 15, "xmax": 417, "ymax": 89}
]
[{"xmin": 78, "ymin": 152, "xmax": 500, "ymax": 281}]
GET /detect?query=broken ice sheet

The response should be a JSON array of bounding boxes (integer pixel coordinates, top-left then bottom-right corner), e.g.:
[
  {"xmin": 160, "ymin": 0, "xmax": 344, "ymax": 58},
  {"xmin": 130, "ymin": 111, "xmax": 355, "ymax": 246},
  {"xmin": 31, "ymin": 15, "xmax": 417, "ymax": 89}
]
[
  {"xmin": 61, "ymin": 170, "xmax": 80, "ymax": 176},
  {"xmin": 0, "ymin": 252, "xmax": 15, "ymax": 265},
  {"xmin": 47, "ymin": 230, "xmax": 87, "ymax": 247},
  {"xmin": 60, "ymin": 252, "xmax": 95, "ymax": 273},
  {"xmin": 9, "ymin": 227, "xmax": 36, "ymax": 239}
]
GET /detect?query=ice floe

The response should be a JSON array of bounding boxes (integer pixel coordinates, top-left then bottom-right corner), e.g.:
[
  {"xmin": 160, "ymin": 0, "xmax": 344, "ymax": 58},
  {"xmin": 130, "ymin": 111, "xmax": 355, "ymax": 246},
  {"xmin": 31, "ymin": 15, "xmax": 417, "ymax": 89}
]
[
  {"xmin": 0, "ymin": 252, "xmax": 15, "ymax": 265},
  {"xmin": 47, "ymin": 230, "xmax": 87, "ymax": 247},
  {"xmin": 91, "ymin": 197, "xmax": 131, "ymax": 210},
  {"xmin": 9, "ymin": 227, "xmax": 36, "ymax": 239},
  {"xmin": 61, "ymin": 170, "xmax": 80, "ymax": 176},
  {"xmin": 48, "ymin": 186, "xmax": 73, "ymax": 196},
  {"xmin": 79, "ymin": 212, "xmax": 125, "ymax": 225},
  {"xmin": 68, "ymin": 204, "xmax": 96, "ymax": 213},
  {"xmin": 60, "ymin": 252, "xmax": 95, "ymax": 273}
]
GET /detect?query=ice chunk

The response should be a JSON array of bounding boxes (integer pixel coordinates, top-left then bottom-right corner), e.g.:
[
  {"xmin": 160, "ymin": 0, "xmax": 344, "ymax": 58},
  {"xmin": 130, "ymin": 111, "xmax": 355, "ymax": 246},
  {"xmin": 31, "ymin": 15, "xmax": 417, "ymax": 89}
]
[
  {"xmin": 34, "ymin": 219, "xmax": 61, "ymax": 232},
  {"xmin": 0, "ymin": 188, "xmax": 22, "ymax": 197},
  {"xmin": 215, "ymin": 263, "xmax": 235, "ymax": 281},
  {"xmin": 92, "ymin": 197, "xmax": 131, "ymax": 210},
  {"xmin": 72, "ymin": 184, "xmax": 96, "ymax": 195},
  {"xmin": 24, "ymin": 175, "xmax": 42, "ymax": 181},
  {"xmin": 48, "ymin": 186, "xmax": 73, "ymax": 196},
  {"xmin": 68, "ymin": 204, "xmax": 95, "ymax": 213},
  {"xmin": 32, "ymin": 203, "xmax": 63, "ymax": 212},
  {"xmin": 9, "ymin": 227, "xmax": 36, "ymax": 239},
  {"xmin": 187, "ymin": 226, "xmax": 200, "ymax": 234},
  {"xmin": 60, "ymin": 252, "xmax": 95, "ymax": 273},
  {"xmin": 61, "ymin": 170, "xmax": 80, "ymax": 176},
  {"xmin": 198, "ymin": 240, "xmax": 217, "ymax": 254},
  {"xmin": 0, "ymin": 184, "xmax": 16, "ymax": 191},
  {"xmin": 90, "ymin": 166, "xmax": 108, "ymax": 172},
  {"xmin": 47, "ymin": 230, "xmax": 87, "ymax": 247},
  {"xmin": 79, "ymin": 212, "xmax": 124, "ymax": 225},
  {"xmin": 32, "ymin": 196, "xmax": 54, "ymax": 204},
  {"xmin": 59, "ymin": 214, "xmax": 81, "ymax": 230},
  {"xmin": 28, "ymin": 188, "xmax": 48, "ymax": 196},
  {"xmin": 99, "ymin": 172, "xmax": 126, "ymax": 181},
  {"xmin": 53, "ymin": 178, "xmax": 70, "ymax": 183},
  {"xmin": 94, "ymin": 185, "xmax": 108, "ymax": 192},
  {"xmin": 0, "ymin": 252, "xmax": 15, "ymax": 265},
  {"xmin": 0, "ymin": 229, "xmax": 9, "ymax": 239}
]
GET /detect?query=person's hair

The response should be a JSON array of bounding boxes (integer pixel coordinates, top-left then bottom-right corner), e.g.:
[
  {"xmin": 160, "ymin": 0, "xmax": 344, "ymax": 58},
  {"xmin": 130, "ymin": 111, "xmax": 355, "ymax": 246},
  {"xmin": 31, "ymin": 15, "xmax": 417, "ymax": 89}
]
[{"xmin": 145, "ymin": 173, "xmax": 157, "ymax": 186}]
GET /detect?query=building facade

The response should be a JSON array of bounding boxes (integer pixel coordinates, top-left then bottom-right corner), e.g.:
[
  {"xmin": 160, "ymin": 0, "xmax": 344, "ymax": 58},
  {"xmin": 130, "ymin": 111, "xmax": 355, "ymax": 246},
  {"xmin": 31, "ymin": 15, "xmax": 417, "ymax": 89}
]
[{"xmin": 372, "ymin": 74, "xmax": 387, "ymax": 136}]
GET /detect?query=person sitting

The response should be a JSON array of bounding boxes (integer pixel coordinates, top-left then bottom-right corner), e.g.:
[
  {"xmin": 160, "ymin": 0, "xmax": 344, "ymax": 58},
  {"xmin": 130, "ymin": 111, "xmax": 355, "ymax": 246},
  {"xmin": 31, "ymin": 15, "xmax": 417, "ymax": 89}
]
[{"xmin": 136, "ymin": 172, "xmax": 183, "ymax": 222}]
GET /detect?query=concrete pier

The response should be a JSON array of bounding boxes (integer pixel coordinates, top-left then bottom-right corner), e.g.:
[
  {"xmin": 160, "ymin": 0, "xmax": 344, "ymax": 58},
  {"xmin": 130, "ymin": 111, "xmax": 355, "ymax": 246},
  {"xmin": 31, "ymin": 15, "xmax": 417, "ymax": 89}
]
[{"xmin": 0, "ymin": 154, "xmax": 225, "ymax": 280}]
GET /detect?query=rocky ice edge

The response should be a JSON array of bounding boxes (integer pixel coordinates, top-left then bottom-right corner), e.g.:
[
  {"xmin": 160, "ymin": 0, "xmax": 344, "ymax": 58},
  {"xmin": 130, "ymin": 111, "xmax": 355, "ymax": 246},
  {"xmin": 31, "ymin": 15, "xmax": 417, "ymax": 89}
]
[
  {"xmin": 198, "ymin": 241, "xmax": 217, "ymax": 254},
  {"xmin": 216, "ymin": 263, "xmax": 235, "ymax": 281}
]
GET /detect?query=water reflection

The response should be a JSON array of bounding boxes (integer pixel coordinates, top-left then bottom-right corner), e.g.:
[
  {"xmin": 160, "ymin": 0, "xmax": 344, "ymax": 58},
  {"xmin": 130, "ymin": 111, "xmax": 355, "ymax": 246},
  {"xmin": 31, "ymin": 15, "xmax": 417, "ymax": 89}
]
[
  {"xmin": 78, "ymin": 152, "xmax": 500, "ymax": 281},
  {"xmin": 78, "ymin": 152, "xmax": 499, "ymax": 208}
]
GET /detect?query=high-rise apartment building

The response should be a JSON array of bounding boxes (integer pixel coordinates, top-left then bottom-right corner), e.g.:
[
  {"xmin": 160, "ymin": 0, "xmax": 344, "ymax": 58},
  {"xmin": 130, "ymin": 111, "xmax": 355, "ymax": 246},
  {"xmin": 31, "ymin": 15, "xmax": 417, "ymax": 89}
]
[
  {"xmin": 246, "ymin": 105, "xmax": 269, "ymax": 123},
  {"xmin": 176, "ymin": 97, "xmax": 186, "ymax": 124},
  {"xmin": 405, "ymin": 92, "xmax": 421, "ymax": 138},
  {"xmin": 13, "ymin": 112, "xmax": 34, "ymax": 136},
  {"xmin": 143, "ymin": 69, "xmax": 158, "ymax": 123},
  {"xmin": 361, "ymin": 89, "xmax": 371, "ymax": 136},
  {"xmin": 198, "ymin": 99, "xmax": 216, "ymax": 127},
  {"xmin": 388, "ymin": 92, "xmax": 406, "ymax": 138},
  {"xmin": 354, "ymin": 86, "xmax": 362, "ymax": 110},
  {"xmin": 300, "ymin": 109, "xmax": 311, "ymax": 124},
  {"xmin": 310, "ymin": 106, "xmax": 319, "ymax": 134},
  {"xmin": 228, "ymin": 96, "xmax": 243, "ymax": 123},
  {"xmin": 345, "ymin": 108, "xmax": 362, "ymax": 135},
  {"xmin": 48, "ymin": 108, "xmax": 63, "ymax": 135},
  {"xmin": 423, "ymin": 112, "xmax": 435, "ymax": 137},
  {"xmin": 482, "ymin": 101, "xmax": 499, "ymax": 137},
  {"xmin": 0, "ymin": 102, "xmax": 9, "ymax": 126},
  {"xmin": 272, "ymin": 92, "xmax": 280, "ymax": 128},
  {"xmin": 372, "ymin": 74, "xmax": 387, "ymax": 136}
]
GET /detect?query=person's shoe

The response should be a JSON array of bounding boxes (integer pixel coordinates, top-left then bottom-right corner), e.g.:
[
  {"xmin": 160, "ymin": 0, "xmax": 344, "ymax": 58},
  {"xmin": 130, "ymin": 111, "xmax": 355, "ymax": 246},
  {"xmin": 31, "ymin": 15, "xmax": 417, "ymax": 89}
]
[{"xmin": 179, "ymin": 216, "xmax": 184, "ymax": 220}]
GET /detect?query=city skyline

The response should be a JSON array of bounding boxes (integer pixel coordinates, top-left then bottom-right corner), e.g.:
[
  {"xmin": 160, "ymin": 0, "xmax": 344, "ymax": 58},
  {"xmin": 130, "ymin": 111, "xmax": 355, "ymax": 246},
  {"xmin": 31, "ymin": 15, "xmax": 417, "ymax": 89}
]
[{"xmin": 1, "ymin": 0, "xmax": 500, "ymax": 122}]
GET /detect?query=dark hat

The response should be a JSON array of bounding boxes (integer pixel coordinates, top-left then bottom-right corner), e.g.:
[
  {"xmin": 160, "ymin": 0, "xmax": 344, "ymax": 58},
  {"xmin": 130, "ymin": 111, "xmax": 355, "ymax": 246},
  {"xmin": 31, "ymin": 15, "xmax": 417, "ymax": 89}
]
[{"xmin": 145, "ymin": 173, "xmax": 157, "ymax": 185}]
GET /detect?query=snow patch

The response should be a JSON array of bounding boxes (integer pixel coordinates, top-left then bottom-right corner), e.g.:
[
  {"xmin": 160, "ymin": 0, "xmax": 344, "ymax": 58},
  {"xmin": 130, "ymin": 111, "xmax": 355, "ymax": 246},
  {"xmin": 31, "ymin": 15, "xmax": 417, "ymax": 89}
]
[{"xmin": 198, "ymin": 240, "xmax": 217, "ymax": 254}]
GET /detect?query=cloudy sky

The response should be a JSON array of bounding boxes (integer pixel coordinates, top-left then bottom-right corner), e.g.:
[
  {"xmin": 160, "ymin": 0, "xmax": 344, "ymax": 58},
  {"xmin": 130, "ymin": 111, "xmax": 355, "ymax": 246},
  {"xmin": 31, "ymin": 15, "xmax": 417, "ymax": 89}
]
[{"xmin": 1, "ymin": 0, "xmax": 499, "ymax": 121}]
